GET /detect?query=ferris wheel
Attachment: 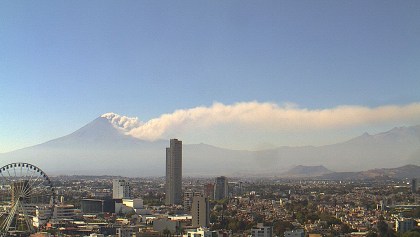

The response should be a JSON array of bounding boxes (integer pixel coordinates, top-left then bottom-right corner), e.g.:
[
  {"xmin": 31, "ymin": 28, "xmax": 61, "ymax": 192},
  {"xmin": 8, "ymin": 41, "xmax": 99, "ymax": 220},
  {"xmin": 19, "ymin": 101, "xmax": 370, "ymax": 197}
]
[{"xmin": 0, "ymin": 162, "xmax": 56, "ymax": 236}]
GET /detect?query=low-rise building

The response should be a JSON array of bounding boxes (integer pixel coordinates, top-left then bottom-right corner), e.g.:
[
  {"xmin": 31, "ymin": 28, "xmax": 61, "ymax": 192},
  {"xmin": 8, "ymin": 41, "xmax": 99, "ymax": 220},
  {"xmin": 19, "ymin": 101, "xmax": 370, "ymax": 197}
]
[
  {"xmin": 251, "ymin": 223, "xmax": 273, "ymax": 237},
  {"xmin": 284, "ymin": 229, "xmax": 304, "ymax": 237}
]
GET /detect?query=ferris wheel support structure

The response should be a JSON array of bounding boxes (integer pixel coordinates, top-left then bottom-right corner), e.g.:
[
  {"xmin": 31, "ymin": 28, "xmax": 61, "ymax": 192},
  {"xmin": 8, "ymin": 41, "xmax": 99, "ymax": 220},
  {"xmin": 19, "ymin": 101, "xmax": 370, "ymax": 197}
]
[{"xmin": 0, "ymin": 162, "xmax": 55, "ymax": 236}]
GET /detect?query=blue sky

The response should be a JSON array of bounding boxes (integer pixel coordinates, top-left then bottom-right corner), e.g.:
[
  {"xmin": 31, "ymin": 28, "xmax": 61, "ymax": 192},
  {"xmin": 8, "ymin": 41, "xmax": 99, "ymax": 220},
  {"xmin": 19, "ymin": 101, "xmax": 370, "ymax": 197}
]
[{"xmin": 1, "ymin": 1, "xmax": 420, "ymax": 152}]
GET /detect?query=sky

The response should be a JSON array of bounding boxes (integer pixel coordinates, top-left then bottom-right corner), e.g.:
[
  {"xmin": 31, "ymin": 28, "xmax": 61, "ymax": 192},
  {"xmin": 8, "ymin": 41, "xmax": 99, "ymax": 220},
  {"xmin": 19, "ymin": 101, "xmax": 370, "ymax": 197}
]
[{"xmin": 1, "ymin": 1, "xmax": 420, "ymax": 153}]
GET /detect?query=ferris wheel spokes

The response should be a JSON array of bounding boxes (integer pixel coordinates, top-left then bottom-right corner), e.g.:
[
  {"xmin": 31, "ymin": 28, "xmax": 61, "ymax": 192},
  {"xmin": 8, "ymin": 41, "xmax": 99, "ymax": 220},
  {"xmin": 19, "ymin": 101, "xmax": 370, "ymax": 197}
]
[{"xmin": 0, "ymin": 162, "xmax": 55, "ymax": 236}]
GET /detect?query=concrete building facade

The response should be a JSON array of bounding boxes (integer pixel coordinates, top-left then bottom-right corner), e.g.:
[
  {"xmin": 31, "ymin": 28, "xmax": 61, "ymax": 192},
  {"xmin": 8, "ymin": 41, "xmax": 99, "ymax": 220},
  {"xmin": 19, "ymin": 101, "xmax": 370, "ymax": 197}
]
[
  {"xmin": 192, "ymin": 196, "xmax": 210, "ymax": 228},
  {"xmin": 112, "ymin": 179, "xmax": 131, "ymax": 199},
  {"xmin": 214, "ymin": 176, "xmax": 228, "ymax": 200},
  {"xmin": 81, "ymin": 199, "xmax": 104, "ymax": 214},
  {"xmin": 165, "ymin": 139, "xmax": 182, "ymax": 205},
  {"xmin": 395, "ymin": 218, "xmax": 415, "ymax": 234},
  {"xmin": 251, "ymin": 223, "xmax": 273, "ymax": 237},
  {"xmin": 184, "ymin": 190, "xmax": 202, "ymax": 211},
  {"xmin": 412, "ymin": 178, "xmax": 417, "ymax": 193},
  {"xmin": 284, "ymin": 229, "xmax": 305, "ymax": 237}
]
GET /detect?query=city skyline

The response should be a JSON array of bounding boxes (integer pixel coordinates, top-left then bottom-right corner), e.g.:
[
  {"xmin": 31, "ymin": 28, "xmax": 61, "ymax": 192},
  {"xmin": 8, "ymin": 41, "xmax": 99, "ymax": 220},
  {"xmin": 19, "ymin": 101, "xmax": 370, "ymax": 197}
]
[{"xmin": 1, "ymin": 1, "xmax": 420, "ymax": 153}]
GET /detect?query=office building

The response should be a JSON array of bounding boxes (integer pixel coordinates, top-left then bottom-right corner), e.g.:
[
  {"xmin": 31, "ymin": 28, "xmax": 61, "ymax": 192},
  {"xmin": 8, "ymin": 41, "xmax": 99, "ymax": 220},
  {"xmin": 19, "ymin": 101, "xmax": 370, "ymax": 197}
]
[
  {"xmin": 153, "ymin": 218, "xmax": 182, "ymax": 235},
  {"xmin": 251, "ymin": 223, "xmax": 273, "ymax": 237},
  {"xmin": 113, "ymin": 179, "xmax": 131, "ymax": 199},
  {"xmin": 117, "ymin": 227, "xmax": 135, "ymax": 237},
  {"xmin": 184, "ymin": 190, "xmax": 202, "ymax": 211},
  {"xmin": 284, "ymin": 229, "xmax": 305, "ymax": 237},
  {"xmin": 81, "ymin": 199, "xmax": 104, "ymax": 214},
  {"xmin": 122, "ymin": 198, "xmax": 144, "ymax": 209},
  {"xmin": 214, "ymin": 176, "xmax": 228, "ymax": 200},
  {"xmin": 229, "ymin": 181, "xmax": 243, "ymax": 196},
  {"xmin": 203, "ymin": 183, "xmax": 214, "ymax": 199},
  {"xmin": 165, "ymin": 139, "xmax": 183, "ymax": 205},
  {"xmin": 185, "ymin": 227, "xmax": 231, "ymax": 237},
  {"xmin": 411, "ymin": 178, "xmax": 417, "ymax": 193},
  {"xmin": 395, "ymin": 218, "xmax": 415, "ymax": 234},
  {"xmin": 192, "ymin": 196, "xmax": 210, "ymax": 227},
  {"xmin": 53, "ymin": 204, "xmax": 77, "ymax": 220}
]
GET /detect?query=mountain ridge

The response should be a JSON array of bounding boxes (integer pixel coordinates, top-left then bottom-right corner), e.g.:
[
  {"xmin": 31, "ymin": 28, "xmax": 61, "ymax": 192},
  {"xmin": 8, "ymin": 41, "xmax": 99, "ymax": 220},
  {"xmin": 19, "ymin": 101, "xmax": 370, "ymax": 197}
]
[
  {"xmin": 321, "ymin": 164, "xmax": 420, "ymax": 180},
  {"xmin": 280, "ymin": 165, "xmax": 333, "ymax": 177},
  {"xmin": 0, "ymin": 115, "xmax": 419, "ymax": 177}
]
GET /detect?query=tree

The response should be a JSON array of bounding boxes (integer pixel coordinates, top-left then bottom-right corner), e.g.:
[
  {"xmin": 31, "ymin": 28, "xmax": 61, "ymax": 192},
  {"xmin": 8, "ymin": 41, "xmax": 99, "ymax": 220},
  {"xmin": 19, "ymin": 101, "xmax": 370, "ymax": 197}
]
[
  {"xmin": 366, "ymin": 231, "xmax": 377, "ymax": 237},
  {"xmin": 412, "ymin": 207, "xmax": 420, "ymax": 218},
  {"xmin": 162, "ymin": 228, "xmax": 171, "ymax": 237},
  {"xmin": 238, "ymin": 220, "xmax": 248, "ymax": 231},
  {"xmin": 125, "ymin": 210, "xmax": 135, "ymax": 219},
  {"xmin": 210, "ymin": 213, "xmax": 218, "ymax": 223},
  {"xmin": 273, "ymin": 221, "xmax": 294, "ymax": 236},
  {"xmin": 402, "ymin": 231, "xmax": 420, "ymax": 237},
  {"xmin": 228, "ymin": 219, "xmax": 239, "ymax": 232},
  {"xmin": 341, "ymin": 223, "xmax": 352, "ymax": 234},
  {"xmin": 376, "ymin": 218, "xmax": 397, "ymax": 237}
]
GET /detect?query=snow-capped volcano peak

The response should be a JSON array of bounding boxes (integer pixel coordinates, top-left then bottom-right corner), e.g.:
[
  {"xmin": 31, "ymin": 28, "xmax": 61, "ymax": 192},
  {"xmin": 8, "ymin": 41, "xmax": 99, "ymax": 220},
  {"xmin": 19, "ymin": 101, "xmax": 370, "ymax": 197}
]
[{"xmin": 101, "ymin": 112, "xmax": 142, "ymax": 132}]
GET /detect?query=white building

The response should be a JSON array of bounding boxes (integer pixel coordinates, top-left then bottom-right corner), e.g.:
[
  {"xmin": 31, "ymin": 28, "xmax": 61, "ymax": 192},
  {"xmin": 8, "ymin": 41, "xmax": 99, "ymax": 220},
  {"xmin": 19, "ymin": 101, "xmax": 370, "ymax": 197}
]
[
  {"xmin": 185, "ymin": 227, "xmax": 231, "ymax": 237},
  {"xmin": 284, "ymin": 229, "xmax": 304, "ymax": 237},
  {"xmin": 113, "ymin": 179, "xmax": 131, "ymax": 199},
  {"xmin": 89, "ymin": 234, "xmax": 105, "ymax": 237},
  {"xmin": 251, "ymin": 223, "xmax": 273, "ymax": 237},
  {"xmin": 115, "ymin": 198, "xmax": 145, "ymax": 214},
  {"xmin": 123, "ymin": 198, "xmax": 144, "ymax": 209},
  {"xmin": 33, "ymin": 205, "xmax": 53, "ymax": 227}
]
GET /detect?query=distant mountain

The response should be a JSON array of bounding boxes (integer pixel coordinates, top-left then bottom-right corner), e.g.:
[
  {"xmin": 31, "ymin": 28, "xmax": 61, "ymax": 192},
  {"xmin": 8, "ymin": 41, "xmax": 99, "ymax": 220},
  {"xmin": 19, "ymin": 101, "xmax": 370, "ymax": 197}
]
[
  {"xmin": 280, "ymin": 165, "xmax": 333, "ymax": 177},
  {"xmin": 0, "ymin": 116, "xmax": 168, "ymax": 176},
  {"xmin": 321, "ymin": 164, "xmax": 420, "ymax": 180},
  {"xmin": 0, "ymin": 114, "xmax": 419, "ymax": 177}
]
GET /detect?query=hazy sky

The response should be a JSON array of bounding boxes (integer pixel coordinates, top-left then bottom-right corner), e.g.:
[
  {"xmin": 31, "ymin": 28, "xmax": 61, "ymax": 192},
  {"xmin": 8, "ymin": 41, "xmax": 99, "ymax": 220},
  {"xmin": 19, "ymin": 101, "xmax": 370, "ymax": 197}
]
[{"xmin": 1, "ymin": 1, "xmax": 420, "ymax": 152}]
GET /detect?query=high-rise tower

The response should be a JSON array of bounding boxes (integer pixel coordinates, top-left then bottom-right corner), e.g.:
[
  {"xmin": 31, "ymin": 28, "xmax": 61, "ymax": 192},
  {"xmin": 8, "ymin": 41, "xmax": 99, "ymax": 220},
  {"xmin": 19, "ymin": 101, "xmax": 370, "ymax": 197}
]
[
  {"xmin": 165, "ymin": 139, "xmax": 182, "ymax": 205},
  {"xmin": 412, "ymin": 178, "xmax": 418, "ymax": 194},
  {"xmin": 214, "ymin": 176, "xmax": 228, "ymax": 200}
]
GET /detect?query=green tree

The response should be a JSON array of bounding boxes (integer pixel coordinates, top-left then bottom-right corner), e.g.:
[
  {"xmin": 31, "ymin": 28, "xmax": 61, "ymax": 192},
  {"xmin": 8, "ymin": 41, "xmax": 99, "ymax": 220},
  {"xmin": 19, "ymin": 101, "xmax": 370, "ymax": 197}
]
[
  {"xmin": 162, "ymin": 228, "xmax": 171, "ymax": 237},
  {"xmin": 376, "ymin": 217, "xmax": 397, "ymax": 237},
  {"xmin": 273, "ymin": 221, "xmax": 294, "ymax": 236},
  {"xmin": 228, "ymin": 219, "xmax": 239, "ymax": 232},
  {"xmin": 402, "ymin": 231, "xmax": 420, "ymax": 237},
  {"xmin": 412, "ymin": 207, "xmax": 420, "ymax": 218},
  {"xmin": 341, "ymin": 223, "xmax": 352, "ymax": 234},
  {"xmin": 366, "ymin": 231, "xmax": 377, "ymax": 237}
]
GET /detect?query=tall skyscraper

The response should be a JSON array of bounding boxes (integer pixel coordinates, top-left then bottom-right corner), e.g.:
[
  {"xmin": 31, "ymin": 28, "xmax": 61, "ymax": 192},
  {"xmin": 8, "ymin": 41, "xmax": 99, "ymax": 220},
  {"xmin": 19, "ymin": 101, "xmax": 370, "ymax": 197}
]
[
  {"xmin": 214, "ymin": 176, "xmax": 228, "ymax": 200},
  {"xmin": 165, "ymin": 139, "xmax": 182, "ymax": 205},
  {"xmin": 412, "ymin": 178, "xmax": 418, "ymax": 193},
  {"xmin": 113, "ymin": 179, "xmax": 131, "ymax": 199},
  {"xmin": 192, "ymin": 196, "xmax": 210, "ymax": 227}
]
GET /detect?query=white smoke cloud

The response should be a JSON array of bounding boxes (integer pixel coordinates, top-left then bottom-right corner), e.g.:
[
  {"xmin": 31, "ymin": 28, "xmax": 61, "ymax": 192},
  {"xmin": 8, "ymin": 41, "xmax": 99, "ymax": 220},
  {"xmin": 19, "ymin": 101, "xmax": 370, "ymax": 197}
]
[
  {"xmin": 101, "ymin": 112, "xmax": 143, "ymax": 132},
  {"xmin": 118, "ymin": 101, "xmax": 420, "ymax": 141}
]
